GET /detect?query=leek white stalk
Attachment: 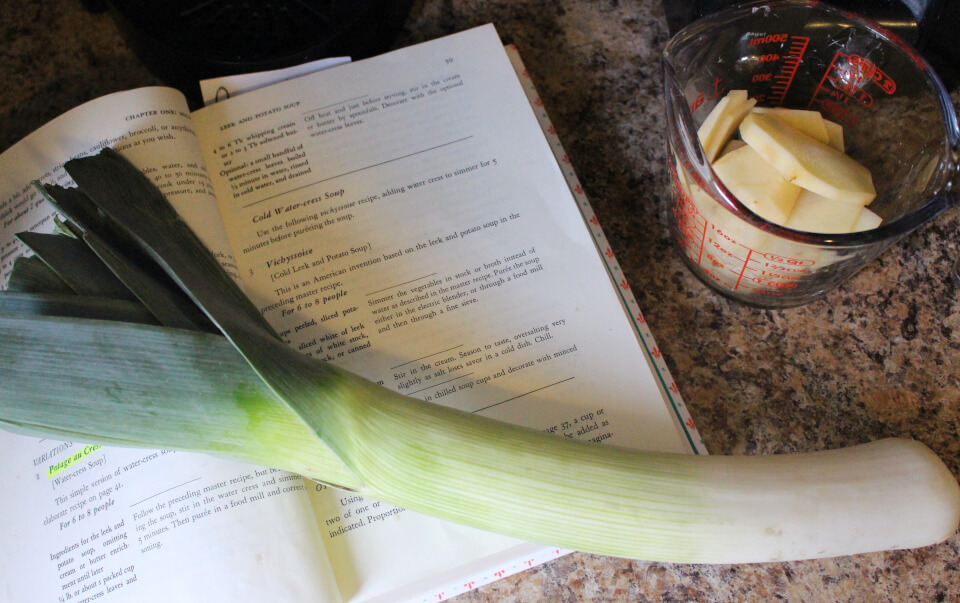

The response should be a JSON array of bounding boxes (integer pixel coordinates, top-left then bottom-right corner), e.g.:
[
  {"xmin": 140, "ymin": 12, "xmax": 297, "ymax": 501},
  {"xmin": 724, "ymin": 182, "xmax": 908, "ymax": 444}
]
[
  {"xmin": 2, "ymin": 312, "xmax": 958, "ymax": 563},
  {"xmin": 1, "ymin": 148, "xmax": 955, "ymax": 564},
  {"xmin": 315, "ymin": 366, "xmax": 960, "ymax": 562}
]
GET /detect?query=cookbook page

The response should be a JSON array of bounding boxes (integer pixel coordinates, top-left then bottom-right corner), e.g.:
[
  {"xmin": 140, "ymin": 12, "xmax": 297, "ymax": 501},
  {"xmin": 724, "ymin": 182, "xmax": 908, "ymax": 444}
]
[
  {"xmin": 0, "ymin": 86, "xmax": 237, "ymax": 283},
  {"xmin": 192, "ymin": 24, "xmax": 696, "ymax": 602},
  {"xmin": 0, "ymin": 87, "xmax": 341, "ymax": 602},
  {"xmin": 0, "ymin": 438, "xmax": 341, "ymax": 602}
]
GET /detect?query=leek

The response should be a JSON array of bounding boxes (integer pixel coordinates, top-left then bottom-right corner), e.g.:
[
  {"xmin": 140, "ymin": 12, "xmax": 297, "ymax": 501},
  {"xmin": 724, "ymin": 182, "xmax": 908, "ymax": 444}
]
[
  {"xmin": 16, "ymin": 231, "xmax": 136, "ymax": 300},
  {"xmin": 6, "ymin": 255, "xmax": 74, "ymax": 293},
  {"xmin": 0, "ymin": 313, "xmax": 360, "ymax": 490},
  {"xmin": 36, "ymin": 184, "xmax": 216, "ymax": 331},
  {"xmin": 0, "ymin": 148, "xmax": 957, "ymax": 563},
  {"xmin": 0, "ymin": 291, "xmax": 159, "ymax": 325}
]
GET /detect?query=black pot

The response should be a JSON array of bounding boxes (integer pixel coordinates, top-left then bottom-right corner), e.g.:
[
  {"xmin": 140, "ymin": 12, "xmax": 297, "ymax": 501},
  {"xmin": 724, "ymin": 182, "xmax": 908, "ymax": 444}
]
[{"xmin": 105, "ymin": 0, "xmax": 412, "ymax": 107}]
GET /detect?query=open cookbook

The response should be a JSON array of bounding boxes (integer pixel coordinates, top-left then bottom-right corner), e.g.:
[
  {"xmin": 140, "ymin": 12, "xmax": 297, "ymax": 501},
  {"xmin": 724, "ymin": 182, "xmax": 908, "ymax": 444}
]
[{"xmin": 0, "ymin": 24, "xmax": 704, "ymax": 603}]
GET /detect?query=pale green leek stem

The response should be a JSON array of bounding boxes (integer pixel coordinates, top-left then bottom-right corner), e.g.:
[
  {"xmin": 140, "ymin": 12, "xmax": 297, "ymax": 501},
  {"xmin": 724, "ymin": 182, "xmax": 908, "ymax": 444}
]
[
  {"xmin": 2, "ymin": 313, "xmax": 959, "ymax": 563},
  {"xmin": 302, "ymin": 365, "xmax": 960, "ymax": 562}
]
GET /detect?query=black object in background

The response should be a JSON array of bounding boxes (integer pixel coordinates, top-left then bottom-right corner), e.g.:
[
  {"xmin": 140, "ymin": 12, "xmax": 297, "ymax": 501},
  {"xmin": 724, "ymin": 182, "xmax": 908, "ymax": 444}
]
[
  {"xmin": 100, "ymin": 0, "xmax": 412, "ymax": 108},
  {"xmin": 662, "ymin": 0, "xmax": 959, "ymax": 88}
]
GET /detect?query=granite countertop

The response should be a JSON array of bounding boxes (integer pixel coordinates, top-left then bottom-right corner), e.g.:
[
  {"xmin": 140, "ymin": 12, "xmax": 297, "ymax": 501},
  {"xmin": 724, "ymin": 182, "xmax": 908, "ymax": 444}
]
[{"xmin": 3, "ymin": 1, "xmax": 959, "ymax": 600}]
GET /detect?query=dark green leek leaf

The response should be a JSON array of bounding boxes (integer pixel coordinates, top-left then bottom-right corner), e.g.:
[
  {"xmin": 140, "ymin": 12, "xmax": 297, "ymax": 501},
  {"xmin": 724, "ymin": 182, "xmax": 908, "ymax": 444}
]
[
  {"xmin": 65, "ymin": 145, "xmax": 327, "ymax": 432},
  {"xmin": 0, "ymin": 291, "xmax": 159, "ymax": 325},
  {"xmin": 81, "ymin": 229, "xmax": 216, "ymax": 332},
  {"xmin": 15, "ymin": 231, "xmax": 136, "ymax": 300},
  {"xmin": 52, "ymin": 216, "xmax": 79, "ymax": 238},
  {"xmin": 37, "ymin": 183, "xmax": 215, "ymax": 332},
  {"xmin": 5, "ymin": 255, "xmax": 74, "ymax": 294},
  {"xmin": 36, "ymin": 185, "xmax": 107, "ymax": 240}
]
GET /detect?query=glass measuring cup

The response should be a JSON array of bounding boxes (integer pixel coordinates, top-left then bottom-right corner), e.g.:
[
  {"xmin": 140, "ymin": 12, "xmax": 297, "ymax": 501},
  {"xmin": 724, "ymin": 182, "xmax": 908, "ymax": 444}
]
[{"xmin": 661, "ymin": 0, "xmax": 960, "ymax": 308}]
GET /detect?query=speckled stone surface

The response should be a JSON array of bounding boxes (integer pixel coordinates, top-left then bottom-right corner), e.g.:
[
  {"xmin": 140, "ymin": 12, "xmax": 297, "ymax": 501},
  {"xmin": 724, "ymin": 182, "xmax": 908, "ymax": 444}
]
[{"xmin": 3, "ymin": 1, "xmax": 959, "ymax": 601}]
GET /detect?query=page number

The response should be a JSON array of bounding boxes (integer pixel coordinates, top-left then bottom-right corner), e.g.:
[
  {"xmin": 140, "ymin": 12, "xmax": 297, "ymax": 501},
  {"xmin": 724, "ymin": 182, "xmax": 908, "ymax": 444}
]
[{"xmin": 445, "ymin": 57, "xmax": 454, "ymax": 64}]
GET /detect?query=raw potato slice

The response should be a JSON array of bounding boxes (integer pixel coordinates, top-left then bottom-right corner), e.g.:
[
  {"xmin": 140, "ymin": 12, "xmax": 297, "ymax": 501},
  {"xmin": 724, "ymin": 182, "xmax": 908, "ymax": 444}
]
[
  {"xmin": 674, "ymin": 156, "xmax": 774, "ymax": 254},
  {"xmin": 720, "ymin": 139, "xmax": 746, "ymax": 157},
  {"xmin": 698, "ymin": 90, "xmax": 757, "ymax": 162},
  {"xmin": 823, "ymin": 119, "xmax": 845, "ymax": 152},
  {"xmin": 739, "ymin": 112, "xmax": 876, "ymax": 205},
  {"xmin": 784, "ymin": 189, "xmax": 863, "ymax": 233},
  {"xmin": 674, "ymin": 155, "xmax": 773, "ymax": 251},
  {"xmin": 751, "ymin": 107, "xmax": 830, "ymax": 144},
  {"xmin": 852, "ymin": 207, "xmax": 883, "ymax": 232},
  {"xmin": 712, "ymin": 143, "xmax": 802, "ymax": 224}
]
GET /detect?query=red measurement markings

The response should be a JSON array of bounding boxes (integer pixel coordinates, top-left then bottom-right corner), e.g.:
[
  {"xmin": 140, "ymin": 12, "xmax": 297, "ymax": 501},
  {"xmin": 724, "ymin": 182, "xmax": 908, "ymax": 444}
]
[
  {"xmin": 689, "ymin": 76, "xmax": 727, "ymax": 114},
  {"xmin": 809, "ymin": 51, "xmax": 897, "ymax": 113},
  {"xmin": 768, "ymin": 36, "xmax": 809, "ymax": 106},
  {"xmin": 734, "ymin": 248, "xmax": 753, "ymax": 290},
  {"xmin": 708, "ymin": 237, "xmax": 747, "ymax": 263},
  {"xmin": 690, "ymin": 93, "xmax": 705, "ymax": 114},
  {"xmin": 705, "ymin": 251, "xmax": 725, "ymax": 269},
  {"xmin": 709, "ymin": 75, "xmax": 726, "ymax": 101},
  {"xmin": 669, "ymin": 162, "xmax": 708, "ymax": 266},
  {"xmin": 760, "ymin": 270, "xmax": 802, "ymax": 280},
  {"xmin": 816, "ymin": 97, "xmax": 858, "ymax": 126},
  {"xmin": 709, "ymin": 224, "xmax": 757, "ymax": 257},
  {"xmin": 763, "ymin": 279, "xmax": 799, "ymax": 289},
  {"xmin": 846, "ymin": 54, "xmax": 896, "ymax": 95},
  {"xmin": 749, "ymin": 33, "xmax": 789, "ymax": 46},
  {"xmin": 744, "ymin": 282, "xmax": 787, "ymax": 296},
  {"xmin": 763, "ymin": 263, "xmax": 807, "ymax": 273},
  {"xmin": 762, "ymin": 252, "xmax": 814, "ymax": 266}
]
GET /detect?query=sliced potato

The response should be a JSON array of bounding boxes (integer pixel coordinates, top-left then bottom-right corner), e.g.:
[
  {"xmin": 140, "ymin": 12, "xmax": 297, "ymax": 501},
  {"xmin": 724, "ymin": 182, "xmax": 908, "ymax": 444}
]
[
  {"xmin": 719, "ymin": 139, "xmax": 747, "ymax": 157},
  {"xmin": 852, "ymin": 207, "xmax": 883, "ymax": 232},
  {"xmin": 784, "ymin": 189, "xmax": 864, "ymax": 233},
  {"xmin": 823, "ymin": 119, "xmax": 845, "ymax": 152},
  {"xmin": 686, "ymin": 93, "xmax": 881, "ymax": 234},
  {"xmin": 712, "ymin": 143, "xmax": 802, "ymax": 224},
  {"xmin": 739, "ymin": 112, "xmax": 876, "ymax": 206},
  {"xmin": 698, "ymin": 90, "xmax": 757, "ymax": 162},
  {"xmin": 751, "ymin": 107, "xmax": 830, "ymax": 144}
]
